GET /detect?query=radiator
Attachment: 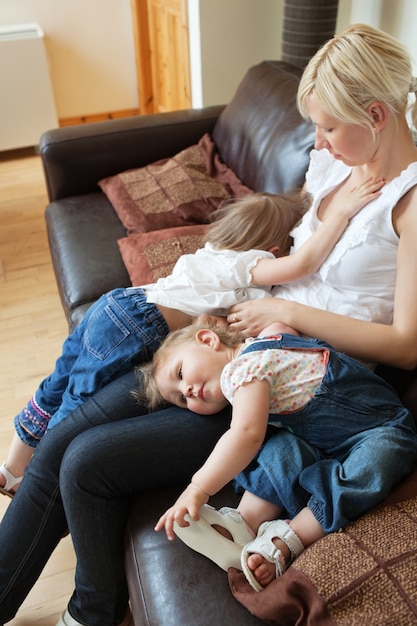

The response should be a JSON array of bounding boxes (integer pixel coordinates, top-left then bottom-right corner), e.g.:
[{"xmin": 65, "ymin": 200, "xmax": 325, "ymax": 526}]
[{"xmin": 0, "ymin": 23, "xmax": 58, "ymax": 151}]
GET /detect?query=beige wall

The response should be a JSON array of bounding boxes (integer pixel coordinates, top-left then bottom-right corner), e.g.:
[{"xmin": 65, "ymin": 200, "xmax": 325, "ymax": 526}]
[
  {"xmin": 0, "ymin": 0, "xmax": 283, "ymax": 119},
  {"xmin": 0, "ymin": 0, "xmax": 415, "ymax": 121},
  {"xmin": 0, "ymin": 0, "xmax": 137, "ymax": 119}
]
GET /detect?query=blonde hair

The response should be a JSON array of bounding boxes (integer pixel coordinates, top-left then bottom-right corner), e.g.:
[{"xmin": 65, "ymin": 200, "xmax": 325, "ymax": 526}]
[
  {"xmin": 205, "ymin": 190, "xmax": 311, "ymax": 256},
  {"xmin": 135, "ymin": 322, "xmax": 243, "ymax": 410},
  {"xmin": 297, "ymin": 23, "xmax": 417, "ymax": 134}
]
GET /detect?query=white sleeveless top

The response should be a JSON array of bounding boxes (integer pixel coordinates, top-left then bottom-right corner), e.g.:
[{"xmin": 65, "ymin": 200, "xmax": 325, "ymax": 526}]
[{"xmin": 273, "ymin": 149, "xmax": 417, "ymax": 324}]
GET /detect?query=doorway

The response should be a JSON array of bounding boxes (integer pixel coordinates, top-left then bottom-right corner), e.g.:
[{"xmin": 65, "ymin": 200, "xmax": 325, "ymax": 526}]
[{"xmin": 130, "ymin": 0, "xmax": 192, "ymax": 114}]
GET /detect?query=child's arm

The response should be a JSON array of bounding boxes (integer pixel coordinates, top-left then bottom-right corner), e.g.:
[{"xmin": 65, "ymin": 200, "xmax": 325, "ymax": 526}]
[
  {"xmin": 155, "ymin": 379, "xmax": 271, "ymax": 539},
  {"xmin": 251, "ymin": 176, "xmax": 384, "ymax": 286}
]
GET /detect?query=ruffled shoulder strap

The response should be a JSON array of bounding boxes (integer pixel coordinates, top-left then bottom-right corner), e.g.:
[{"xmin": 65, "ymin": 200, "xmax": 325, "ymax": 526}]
[
  {"xmin": 305, "ymin": 149, "xmax": 351, "ymax": 197},
  {"xmin": 384, "ymin": 161, "xmax": 417, "ymax": 203}
]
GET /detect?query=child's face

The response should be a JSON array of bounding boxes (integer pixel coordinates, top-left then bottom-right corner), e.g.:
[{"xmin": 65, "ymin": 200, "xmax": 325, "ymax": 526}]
[{"xmin": 155, "ymin": 330, "xmax": 230, "ymax": 415}]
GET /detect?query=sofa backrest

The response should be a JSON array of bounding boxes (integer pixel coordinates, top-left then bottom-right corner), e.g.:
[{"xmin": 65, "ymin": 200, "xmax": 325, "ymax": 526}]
[{"xmin": 213, "ymin": 61, "xmax": 315, "ymax": 194}]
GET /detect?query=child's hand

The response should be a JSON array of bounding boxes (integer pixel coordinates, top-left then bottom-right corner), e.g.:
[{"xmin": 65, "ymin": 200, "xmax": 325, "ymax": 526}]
[
  {"xmin": 154, "ymin": 482, "xmax": 209, "ymax": 540},
  {"xmin": 343, "ymin": 176, "xmax": 384, "ymax": 220}
]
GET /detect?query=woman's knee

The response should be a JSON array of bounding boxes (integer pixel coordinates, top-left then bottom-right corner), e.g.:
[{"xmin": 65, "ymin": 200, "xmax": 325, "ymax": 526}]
[{"xmin": 59, "ymin": 431, "xmax": 104, "ymax": 496}]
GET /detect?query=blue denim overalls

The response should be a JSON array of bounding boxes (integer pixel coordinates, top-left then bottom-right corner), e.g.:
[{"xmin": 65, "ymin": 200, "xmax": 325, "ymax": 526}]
[{"xmin": 234, "ymin": 334, "xmax": 417, "ymax": 532}]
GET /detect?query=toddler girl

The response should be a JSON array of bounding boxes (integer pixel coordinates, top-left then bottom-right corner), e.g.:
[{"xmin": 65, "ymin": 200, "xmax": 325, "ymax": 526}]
[{"xmin": 146, "ymin": 322, "xmax": 417, "ymax": 591}]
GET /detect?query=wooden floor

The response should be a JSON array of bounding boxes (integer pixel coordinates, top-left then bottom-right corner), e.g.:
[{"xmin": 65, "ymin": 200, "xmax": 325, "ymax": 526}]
[{"xmin": 0, "ymin": 148, "xmax": 76, "ymax": 625}]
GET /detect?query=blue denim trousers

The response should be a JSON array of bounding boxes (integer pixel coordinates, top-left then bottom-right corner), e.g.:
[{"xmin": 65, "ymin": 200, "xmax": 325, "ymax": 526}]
[
  {"xmin": 14, "ymin": 288, "xmax": 168, "ymax": 445},
  {"xmin": 235, "ymin": 334, "xmax": 417, "ymax": 532}
]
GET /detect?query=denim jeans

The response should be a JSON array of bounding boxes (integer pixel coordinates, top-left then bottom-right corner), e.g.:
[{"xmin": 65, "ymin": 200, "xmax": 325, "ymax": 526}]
[
  {"xmin": 14, "ymin": 288, "xmax": 168, "ymax": 445},
  {"xmin": 235, "ymin": 335, "xmax": 417, "ymax": 532},
  {"xmin": 0, "ymin": 370, "xmax": 233, "ymax": 625}
]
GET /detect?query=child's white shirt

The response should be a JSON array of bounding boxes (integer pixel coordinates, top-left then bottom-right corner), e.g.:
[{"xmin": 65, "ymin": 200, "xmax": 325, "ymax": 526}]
[{"xmin": 143, "ymin": 242, "xmax": 274, "ymax": 316}]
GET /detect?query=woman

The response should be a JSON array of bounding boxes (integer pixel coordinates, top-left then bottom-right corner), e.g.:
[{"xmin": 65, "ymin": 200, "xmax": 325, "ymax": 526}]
[
  {"xmin": 229, "ymin": 25, "xmax": 417, "ymax": 370},
  {"xmin": 1, "ymin": 23, "xmax": 417, "ymax": 626}
]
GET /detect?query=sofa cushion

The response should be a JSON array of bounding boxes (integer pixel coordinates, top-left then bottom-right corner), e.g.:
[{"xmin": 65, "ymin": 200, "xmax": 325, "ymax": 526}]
[
  {"xmin": 213, "ymin": 61, "xmax": 315, "ymax": 194},
  {"xmin": 228, "ymin": 466, "xmax": 417, "ymax": 625},
  {"xmin": 117, "ymin": 224, "xmax": 207, "ymax": 286},
  {"xmin": 98, "ymin": 133, "xmax": 251, "ymax": 235}
]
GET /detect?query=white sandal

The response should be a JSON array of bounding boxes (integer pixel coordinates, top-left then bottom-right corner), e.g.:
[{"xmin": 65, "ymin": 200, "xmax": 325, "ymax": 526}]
[
  {"xmin": 0, "ymin": 462, "xmax": 23, "ymax": 498},
  {"xmin": 173, "ymin": 504, "xmax": 254, "ymax": 571},
  {"xmin": 241, "ymin": 519, "xmax": 305, "ymax": 592}
]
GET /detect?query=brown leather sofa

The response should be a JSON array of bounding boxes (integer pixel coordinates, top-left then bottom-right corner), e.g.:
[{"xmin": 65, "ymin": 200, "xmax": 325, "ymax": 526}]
[{"xmin": 40, "ymin": 61, "xmax": 417, "ymax": 625}]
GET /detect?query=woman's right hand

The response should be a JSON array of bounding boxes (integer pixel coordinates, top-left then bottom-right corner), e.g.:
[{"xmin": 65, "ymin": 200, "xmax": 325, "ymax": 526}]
[{"xmin": 228, "ymin": 298, "xmax": 294, "ymax": 337}]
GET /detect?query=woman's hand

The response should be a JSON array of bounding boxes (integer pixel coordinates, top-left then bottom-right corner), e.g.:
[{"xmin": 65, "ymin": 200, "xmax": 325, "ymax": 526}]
[
  {"xmin": 154, "ymin": 483, "xmax": 209, "ymax": 540},
  {"xmin": 228, "ymin": 299, "xmax": 294, "ymax": 337}
]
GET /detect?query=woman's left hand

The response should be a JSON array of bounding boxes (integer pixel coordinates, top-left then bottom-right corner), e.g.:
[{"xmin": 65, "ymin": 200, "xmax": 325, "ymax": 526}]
[{"xmin": 154, "ymin": 483, "xmax": 209, "ymax": 540}]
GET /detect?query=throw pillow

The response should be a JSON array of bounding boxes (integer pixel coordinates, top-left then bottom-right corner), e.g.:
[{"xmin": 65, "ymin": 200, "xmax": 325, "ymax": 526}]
[
  {"xmin": 99, "ymin": 133, "xmax": 252, "ymax": 235},
  {"xmin": 118, "ymin": 224, "xmax": 207, "ymax": 286}
]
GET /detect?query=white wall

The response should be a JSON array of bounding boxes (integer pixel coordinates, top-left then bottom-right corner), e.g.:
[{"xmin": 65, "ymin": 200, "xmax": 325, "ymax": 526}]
[
  {"xmin": 196, "ymin": 0, "xmax": 417, "ymax": 109},
  {"xmin": 337, "ymin": 0, "xmax": 417, "ymax": 72},
  {"xmin": 381, "ymin": 0, "xmax": 417, "ymax": 74},
  {"xmin": 0, "ymin": 0, "xmax": 137, "ymax": 119}
]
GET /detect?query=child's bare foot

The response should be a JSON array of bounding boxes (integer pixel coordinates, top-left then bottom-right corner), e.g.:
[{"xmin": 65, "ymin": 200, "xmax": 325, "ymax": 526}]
[
  {"xmin": 241, "ymin": 520, "xmax": 305, "ymax": 592},
  {"xmin": 246, "ymin": 537, "xmax": 291, "ymax": 587}
]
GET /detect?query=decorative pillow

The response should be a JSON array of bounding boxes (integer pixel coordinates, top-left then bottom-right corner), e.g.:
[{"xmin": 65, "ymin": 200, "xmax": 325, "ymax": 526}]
[
  {"xmin": 118, "ymin": 224, "xmax": 207, "ymax": 286},
  {"xmin": 228, "ymin": 467, "xmax": 417, "ymax": 625},
  {"xmin": 99, "ymin": 133, "xmax": 252, "ymax": 235}
]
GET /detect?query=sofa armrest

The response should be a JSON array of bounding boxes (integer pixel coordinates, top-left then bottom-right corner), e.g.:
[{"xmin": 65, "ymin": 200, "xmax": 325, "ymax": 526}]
[{"xmin": 40, "ymin": 106, "xmax": 225, "ymax": 202}]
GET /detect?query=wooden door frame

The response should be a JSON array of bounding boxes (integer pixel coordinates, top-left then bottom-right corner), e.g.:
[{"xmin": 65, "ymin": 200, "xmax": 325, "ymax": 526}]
[
  {"xmin": 130, "ymin": 0, "xmax": 191, "ymax": 114},
  {"xmin": 130, "ymin": 0, "xmax": 155, "ymax": 114}
]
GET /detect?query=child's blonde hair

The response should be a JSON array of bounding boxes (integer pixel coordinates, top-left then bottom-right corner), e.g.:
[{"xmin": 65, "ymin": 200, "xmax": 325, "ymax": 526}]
[
  {"xmin": 297, "ymin": 23, "xmax": 417, "ymax": 134},
  {"xmin": 205, "ymin": 190, "xmax": 310, "ymax": 256},
  {"xmin": 135, "ymin": 322, "xmax": 243, "ymax": 410}
]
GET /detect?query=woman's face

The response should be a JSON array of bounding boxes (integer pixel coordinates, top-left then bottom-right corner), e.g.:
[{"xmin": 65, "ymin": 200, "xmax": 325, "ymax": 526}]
[
  {"xmin": 154, "ymin": 332, "xmax": 230, "ymax": 415},
  {"xmin": 307, "ymin": 94, "xmax": 376, "ymax": 166}
]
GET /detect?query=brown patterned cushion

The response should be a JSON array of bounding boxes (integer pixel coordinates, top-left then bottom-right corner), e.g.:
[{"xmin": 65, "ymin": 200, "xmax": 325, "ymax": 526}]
[
  {"xmin": 98, "ymin": 133, "xmax": 252, "ymax": 235},
  {"xmin": 117, "ymin": 224, "xmax": 207, "ymax": 286},
  {"xmin": 228, "ymin": 467, "xmax": 417, "ymax": 625}
]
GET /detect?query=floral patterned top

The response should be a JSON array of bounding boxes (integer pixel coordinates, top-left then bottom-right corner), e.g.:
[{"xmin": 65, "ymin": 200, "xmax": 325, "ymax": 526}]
[{"xmin": 220, "ymin": 336, "xmax": 328, "ymax": 415}]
